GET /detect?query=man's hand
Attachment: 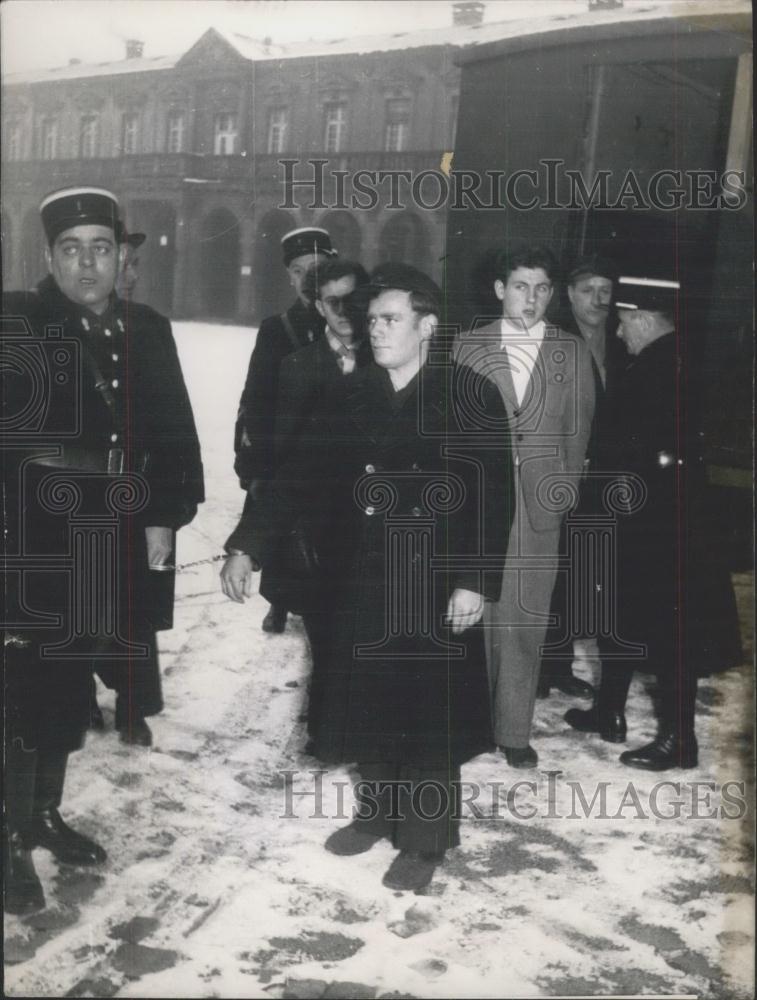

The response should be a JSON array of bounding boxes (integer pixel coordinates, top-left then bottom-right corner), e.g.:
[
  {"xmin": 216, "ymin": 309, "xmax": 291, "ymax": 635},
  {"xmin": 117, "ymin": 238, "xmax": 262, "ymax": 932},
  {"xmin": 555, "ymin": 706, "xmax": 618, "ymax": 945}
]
[
  {"xmin": 220, "ymin": 553, "xmax": 257, "ymax": 603},
  {"xmin": 145, "ymin": 526, "xmax": 174, "ymax": 568},
  {"xmin": 446, "ymin": 588, "xmax": 485, "ymax": 634}
]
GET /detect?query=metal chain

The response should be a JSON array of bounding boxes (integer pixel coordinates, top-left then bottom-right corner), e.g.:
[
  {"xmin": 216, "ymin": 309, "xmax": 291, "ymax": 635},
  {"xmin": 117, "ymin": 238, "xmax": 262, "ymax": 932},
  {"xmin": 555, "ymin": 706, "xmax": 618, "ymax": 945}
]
[{"xmin": 174, "ymin": 553, "xmax": 227, "ymax": 572}]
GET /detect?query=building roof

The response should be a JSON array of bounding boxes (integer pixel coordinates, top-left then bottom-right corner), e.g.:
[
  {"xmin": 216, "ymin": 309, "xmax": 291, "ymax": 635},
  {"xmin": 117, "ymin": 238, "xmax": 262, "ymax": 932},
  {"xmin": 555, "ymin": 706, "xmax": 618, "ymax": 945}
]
[{"xmin": 3, "ymin": 1, "xmax": 750, "ymax": 86}]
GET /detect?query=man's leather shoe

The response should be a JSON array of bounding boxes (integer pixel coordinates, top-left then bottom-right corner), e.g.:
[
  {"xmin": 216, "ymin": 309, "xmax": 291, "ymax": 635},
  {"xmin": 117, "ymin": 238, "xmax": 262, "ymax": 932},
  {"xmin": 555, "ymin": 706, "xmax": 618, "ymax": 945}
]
[
  {"xmin": 28, "ymin": 809, "xmax": 107, "ymax": 866},
  {"xmin": 325, "ymin": 822, "xmax": 386, "ymax": 856},
  {"xmin": 620, "ymin": 732, "xmax": 698, "ymax": 771},
  {"xmin": 382, "ymin": 850, "xmax": 444, "ymax": 891},
  {"xmin": 262, "ymin": 606, "xmax": 287, "ymax": 633},
  {"xmin": 565, "ymin": 707, "xmax": 626, "ymax": 743},
  {"xmin": 4, "ymin": 832, "xmax": 46, "ymax": 914},
  {"xmin": 118, "ymin": 718, "xmax": 153, "ymax": 747},
  {"xmin": 552, "ymin": 675, "xmax": 595, "ymax": 698},
  {"xmin": 501, "ymin": 745, "xmax": 538, "ymax": 769}
]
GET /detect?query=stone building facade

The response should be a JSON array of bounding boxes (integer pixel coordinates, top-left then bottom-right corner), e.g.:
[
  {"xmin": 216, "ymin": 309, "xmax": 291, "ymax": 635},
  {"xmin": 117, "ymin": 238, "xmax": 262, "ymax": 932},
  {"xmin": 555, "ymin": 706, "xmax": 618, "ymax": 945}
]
[{"xmin": 2, "ymin": 22, "xmax": 463, "ymax": 321}]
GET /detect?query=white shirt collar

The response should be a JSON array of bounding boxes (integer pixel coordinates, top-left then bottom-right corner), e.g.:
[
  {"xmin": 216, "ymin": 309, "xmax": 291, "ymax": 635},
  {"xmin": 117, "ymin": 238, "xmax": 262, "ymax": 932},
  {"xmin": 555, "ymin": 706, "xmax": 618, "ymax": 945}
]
[{"xmin": 500, "ymin": 318, "xmax": 546, "ymax": 345}]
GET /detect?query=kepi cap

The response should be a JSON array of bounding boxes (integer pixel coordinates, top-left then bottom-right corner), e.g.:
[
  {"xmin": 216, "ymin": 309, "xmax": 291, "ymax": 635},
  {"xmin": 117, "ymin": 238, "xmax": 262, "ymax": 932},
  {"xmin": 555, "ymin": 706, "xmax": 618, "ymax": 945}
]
[
  {"xmin": 40, "ymin": 186, "xmax": 119, "ymax": 244},
  {"xmin": 367, "ymin": 262, "xmax": 442, "ymax": 315},
  {"xmin": 281, "ymin": 226, "xmax": 336, "ymax": 266},
  {"xmin": 615, "ymin": 275, "xmax": 681, "ymax": 312}
]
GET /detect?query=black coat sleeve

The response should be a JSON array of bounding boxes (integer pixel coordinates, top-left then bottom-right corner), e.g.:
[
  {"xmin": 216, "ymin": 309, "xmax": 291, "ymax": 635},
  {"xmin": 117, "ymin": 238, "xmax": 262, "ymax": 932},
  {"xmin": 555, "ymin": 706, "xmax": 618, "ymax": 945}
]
[
  {"xmin": 133, "ymin": 311, "xmax": 204, "ymax": 528},
  {"xmin": 234, "ymin": 318, "xmax": 284, "ymax": 486}
]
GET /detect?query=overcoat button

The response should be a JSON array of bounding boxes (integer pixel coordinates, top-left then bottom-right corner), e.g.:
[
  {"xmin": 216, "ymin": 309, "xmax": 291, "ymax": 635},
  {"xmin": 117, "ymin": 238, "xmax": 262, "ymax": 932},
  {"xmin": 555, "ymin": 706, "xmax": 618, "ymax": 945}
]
[
  {"xmin": 365, "ymin": 506, "xmax": 376, "ymax": 516},
  {"xmin": 111, "ymin": 379, "xmax": 119, "ymax": 388},
  {"xmin": 412, "ymin": 462, "xmax": 421, "ymax": 471},
  {"xmin": 365, "ymin": 464, "xmax": 376, "ymax": 474},
  {"xmin": 110, "ymin": 433, "xmax": 118, "ymax": 443},
  {"xmin": 411, "ymin": 506, "xmax": 422, "ymax": 517}
]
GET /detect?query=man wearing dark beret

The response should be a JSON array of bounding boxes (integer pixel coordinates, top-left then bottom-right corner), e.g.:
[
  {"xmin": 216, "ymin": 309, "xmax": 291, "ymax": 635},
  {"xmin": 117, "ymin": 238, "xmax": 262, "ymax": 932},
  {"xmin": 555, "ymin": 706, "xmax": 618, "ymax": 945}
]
[
  {"xmin": 222, "ymin": 262, "xmax": 514, "ymax": 891},
  {"xmin": 233, "ymin": 226, "xmax": 336, "ymax": 634},
  {"xmin": 2, "ymin": 186, "xmax": 204, "ymax": 914}
]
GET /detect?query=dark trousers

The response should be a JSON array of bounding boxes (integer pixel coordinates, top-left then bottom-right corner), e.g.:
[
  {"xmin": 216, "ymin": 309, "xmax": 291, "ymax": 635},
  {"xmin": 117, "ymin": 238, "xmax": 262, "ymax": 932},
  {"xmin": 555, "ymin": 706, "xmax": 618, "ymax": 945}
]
[
  {"xmin": 354, "ymin": 762, "xmax": 461, "ymax": 855},
  {"xmin": 5, "ymin": 739, "xmax": 70, "ymax": 836},
  {"xmin": 598, "ymin": 652, "xmax": 698, "ymax": 747},
  {"xmin": 93, "ymin": 627, "xmax": 163, "ymax": 727},
  {"xmin": 302, "ymin": 612, "xmax": 332, "ymax": 739}
]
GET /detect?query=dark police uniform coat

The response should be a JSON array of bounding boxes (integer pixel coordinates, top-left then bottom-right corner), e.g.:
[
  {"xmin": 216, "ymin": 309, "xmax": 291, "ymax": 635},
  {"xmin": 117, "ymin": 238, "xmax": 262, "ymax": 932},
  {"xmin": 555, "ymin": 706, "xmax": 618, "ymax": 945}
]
[
  {"xmin": 2, "ymin": 276, "xmax": 204, "ymax": 752},
  {"xmin": 228, "ymin": 359, "xmax": 515, "ymax": 767},
  {"xmin": 234, "ymin": 298, "xmax": 324, "ymax": 488},
  {"xmin": 601, "ymin": 331, "xmax": 741, "ymax": 678}
]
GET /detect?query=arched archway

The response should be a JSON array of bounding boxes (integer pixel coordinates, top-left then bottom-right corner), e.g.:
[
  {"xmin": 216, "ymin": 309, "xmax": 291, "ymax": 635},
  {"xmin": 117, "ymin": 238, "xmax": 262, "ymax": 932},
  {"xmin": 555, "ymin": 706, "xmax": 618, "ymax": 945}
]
[
  {"xmin": 22, "ymin": 208, "xmax": 47, "ymax": 289},
  {"xmin": 319, "ymin": 210, "xmax": 362, "ymax": 262},
  {"xmin": 377, "ymin": 212, "xmax": 429, "ymax": 272},
  {"xmin": 254, "ymin": 209, "xmax": 296, "ymax": 320},
  {"xmin": 200, "ymin": 207, "xmax": 240, "ymax": 318}
]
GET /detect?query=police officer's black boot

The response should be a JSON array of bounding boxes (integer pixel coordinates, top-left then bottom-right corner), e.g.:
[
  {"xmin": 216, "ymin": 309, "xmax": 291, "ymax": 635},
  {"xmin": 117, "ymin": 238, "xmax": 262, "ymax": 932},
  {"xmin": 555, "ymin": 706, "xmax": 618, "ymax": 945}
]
[
  {"xmin": 28, "ymin": 751, "xmax": 107, "ymax": 865},
  {"xmin": 620, "ymin": 665, "xmax": 698, "ymax": 770},
  {"xmin": 4, "ymin": 741, "xmax": 45, "ymax": 915}
]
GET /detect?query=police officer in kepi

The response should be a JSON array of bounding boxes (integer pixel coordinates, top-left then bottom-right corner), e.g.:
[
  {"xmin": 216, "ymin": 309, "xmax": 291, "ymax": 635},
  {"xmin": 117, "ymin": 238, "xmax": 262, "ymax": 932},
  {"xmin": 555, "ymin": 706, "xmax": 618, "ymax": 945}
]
[
  {"xmin": 234, "ymin": 226, "xmax": 336, "ymax": 634},
  {"xmin": 564, "ymin": 274, "xmax": 741, "ymax": 768},
  {"xmin": 2, "ymin": 187, "xmax": 204, "ymax": 914}
]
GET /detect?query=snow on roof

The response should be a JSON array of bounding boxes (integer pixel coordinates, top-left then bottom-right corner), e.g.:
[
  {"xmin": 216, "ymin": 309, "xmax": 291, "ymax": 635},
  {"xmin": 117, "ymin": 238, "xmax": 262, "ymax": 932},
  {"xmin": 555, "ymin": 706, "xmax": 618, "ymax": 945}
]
[
  {"xmin": 4, "ymin": 53, "xmax": 179, "ymax": 86},
  {"xmin": 3, "ymin": 1, "xmax": 750, "ymax": 87}
]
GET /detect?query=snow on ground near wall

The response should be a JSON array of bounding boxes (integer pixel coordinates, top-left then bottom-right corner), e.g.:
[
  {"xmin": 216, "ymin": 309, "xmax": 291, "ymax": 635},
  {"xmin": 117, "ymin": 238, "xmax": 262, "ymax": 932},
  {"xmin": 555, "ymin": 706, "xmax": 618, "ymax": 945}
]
[{"xmin": 4, "ymin": 321, "xmax": 755, "ymax": 999}]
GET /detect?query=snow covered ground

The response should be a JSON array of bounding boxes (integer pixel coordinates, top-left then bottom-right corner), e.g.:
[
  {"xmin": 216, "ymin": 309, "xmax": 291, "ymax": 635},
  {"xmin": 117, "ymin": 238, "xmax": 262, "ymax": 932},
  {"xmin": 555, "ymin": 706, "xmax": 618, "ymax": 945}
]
[{"xmin": 4, "ymin": 321, "xmax": 755, "ymax": 999}]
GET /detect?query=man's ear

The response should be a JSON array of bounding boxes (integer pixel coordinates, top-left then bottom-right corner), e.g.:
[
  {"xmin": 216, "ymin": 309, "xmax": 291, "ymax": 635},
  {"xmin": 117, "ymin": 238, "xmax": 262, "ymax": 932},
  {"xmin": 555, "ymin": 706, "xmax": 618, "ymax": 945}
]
[
  {"xmin": 420, "ymin": 313, "xmax": 438, "ymax": 341},
  {"xmin": 314, "ymin": 299, "xmax": 325, "ymax": 319},
  {"xmin": 494, "ymin": 279, "xmax": 505, "ymax": 302},
  {"xmin": 44, "ymin": 244, "xmax": 53, "ymax": 274},
  {"xmin": 117, "ymin": 243, "xmax": 127, "ymax": 270},
  {"xmin": 567, "ymin": 285, "xmax": 576, "ymax": 308}
]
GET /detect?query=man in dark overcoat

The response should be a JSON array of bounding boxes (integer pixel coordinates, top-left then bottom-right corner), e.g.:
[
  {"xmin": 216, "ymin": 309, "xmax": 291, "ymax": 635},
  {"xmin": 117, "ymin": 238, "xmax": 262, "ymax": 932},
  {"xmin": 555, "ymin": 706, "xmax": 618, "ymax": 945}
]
[
  {"xmin": 245, "ymin": 258, "xmax": 370, "ymax": 743},
  {"xmin": 2, "ymin": 187, "xmax": 203, "ymax": 914},
  {"xmin": 565, "ymin": 275, "xmax": 741, "ymax": 768},
  {"xmin": 222, "ymin": 263, "xmax": 514, "ymax": 891},
  {"xmin": 233, "ymin": 226, "xmax": 335, "ymax": 634}
]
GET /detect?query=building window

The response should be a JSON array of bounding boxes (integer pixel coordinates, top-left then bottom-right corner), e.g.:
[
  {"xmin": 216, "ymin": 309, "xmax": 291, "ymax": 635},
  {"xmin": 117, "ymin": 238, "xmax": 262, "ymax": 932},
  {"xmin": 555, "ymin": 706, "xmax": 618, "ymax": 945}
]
[
  {"xmin": 384, "ymin": 98, "xmax": 410, "ymax": 152},
  {"xmin": 79, "ymin": 114, "xmax": 99, "ymax": 158},
  {"xmin": 7, "ymin": 119, "xmax": 25, "ymax": 160},
  {"xmin": 323, "ymin": 102, "xmax": 347, "ymax": 153},
  {"xmin": 121, "ymin": 112, "xmax": 139, "ymax": 154},
  {"xmin": 267, "ymin": 107, "xmax": 289, "ymax": 154},
  {"xmin": 167, "ymin": 110, "xmax": 185, "ymax": 153},
  {"xmin": 213, "ymin": 112, "xmax": 238, "ymax": 155},
  {"xmin": 40, "ymin": 117, "xmax": 58, "ymax": 159}
]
